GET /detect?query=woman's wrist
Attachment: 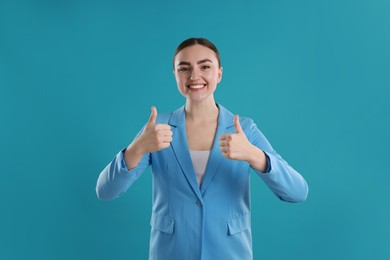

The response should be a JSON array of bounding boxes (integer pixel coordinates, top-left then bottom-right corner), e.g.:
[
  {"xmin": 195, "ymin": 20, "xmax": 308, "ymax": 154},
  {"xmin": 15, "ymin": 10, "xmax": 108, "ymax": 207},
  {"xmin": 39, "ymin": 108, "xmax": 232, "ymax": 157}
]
[
  {"xmin": 123, "ymin": 140, "xmax": 145, "ymax": 170},
  {"xmin": 126, "ymin": 139, "xmax": 145, "ymax": 156},
  {"xmin": 247, "ymin": 145, "xmax": 267, "ymax": 173}
]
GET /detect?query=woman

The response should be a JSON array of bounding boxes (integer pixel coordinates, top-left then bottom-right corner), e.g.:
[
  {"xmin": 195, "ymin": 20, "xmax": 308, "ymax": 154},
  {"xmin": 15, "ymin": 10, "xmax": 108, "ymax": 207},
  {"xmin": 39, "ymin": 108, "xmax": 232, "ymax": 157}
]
[{"xmin": 96, "ymin": 38, "xmax": 309, "ymax": 260}]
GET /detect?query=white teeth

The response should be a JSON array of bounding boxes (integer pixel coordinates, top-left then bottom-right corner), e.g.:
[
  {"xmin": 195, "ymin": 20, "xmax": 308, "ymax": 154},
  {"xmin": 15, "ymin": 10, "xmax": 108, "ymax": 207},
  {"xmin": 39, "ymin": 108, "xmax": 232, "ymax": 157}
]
[{"xmin": 188, "ymin": 84, "xmax": 205, "ymax": 89}]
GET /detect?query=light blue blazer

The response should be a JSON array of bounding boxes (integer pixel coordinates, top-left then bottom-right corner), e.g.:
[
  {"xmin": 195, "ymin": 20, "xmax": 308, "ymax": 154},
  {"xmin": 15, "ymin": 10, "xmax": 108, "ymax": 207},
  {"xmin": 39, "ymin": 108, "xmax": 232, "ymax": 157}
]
[{"xmin": 96, "ymin": 103, "xmax": 308, "ymax": 260}]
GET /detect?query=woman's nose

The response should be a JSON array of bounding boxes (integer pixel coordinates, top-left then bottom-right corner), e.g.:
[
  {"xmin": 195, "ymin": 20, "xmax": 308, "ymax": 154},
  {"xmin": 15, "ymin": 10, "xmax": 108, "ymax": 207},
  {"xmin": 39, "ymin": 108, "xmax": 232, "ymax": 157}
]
[{"xmin": 190, "ymin": 68, "xmax": 200, "ymax": 80}]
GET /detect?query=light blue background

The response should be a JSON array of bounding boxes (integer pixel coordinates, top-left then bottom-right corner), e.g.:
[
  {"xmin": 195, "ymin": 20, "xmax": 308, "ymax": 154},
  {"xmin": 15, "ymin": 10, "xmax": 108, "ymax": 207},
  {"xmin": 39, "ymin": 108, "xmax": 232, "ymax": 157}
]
[{"xmin": 1, "ymin": 0, "xmax": 389, "ymax": 259}]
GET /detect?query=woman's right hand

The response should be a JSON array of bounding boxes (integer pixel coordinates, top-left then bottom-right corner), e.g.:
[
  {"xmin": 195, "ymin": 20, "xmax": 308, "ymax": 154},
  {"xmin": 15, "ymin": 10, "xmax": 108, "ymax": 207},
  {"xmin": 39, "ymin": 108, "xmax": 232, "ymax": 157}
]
[
  {"xmin": 134, "ymin": 106, "xmax": 173, "ymax": 154},
  {"xmin": 123, "ymin": 106, "xmax": 172, "ymax": 170}
]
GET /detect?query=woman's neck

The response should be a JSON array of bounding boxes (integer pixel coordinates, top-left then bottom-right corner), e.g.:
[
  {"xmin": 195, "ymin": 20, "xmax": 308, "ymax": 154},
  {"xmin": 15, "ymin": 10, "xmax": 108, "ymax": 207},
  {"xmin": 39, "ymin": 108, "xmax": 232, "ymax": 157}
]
[{"xmin": 185, "ymin": 98, "xmax": 219, "ymax": 122}]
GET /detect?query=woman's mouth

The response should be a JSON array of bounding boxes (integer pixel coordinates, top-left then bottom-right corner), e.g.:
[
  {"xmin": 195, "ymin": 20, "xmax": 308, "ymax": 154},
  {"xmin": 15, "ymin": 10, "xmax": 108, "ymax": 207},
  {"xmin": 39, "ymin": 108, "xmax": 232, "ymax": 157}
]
[{"xmin": 187, "ymin": 84, "xmax": 206, "ymax": 89}]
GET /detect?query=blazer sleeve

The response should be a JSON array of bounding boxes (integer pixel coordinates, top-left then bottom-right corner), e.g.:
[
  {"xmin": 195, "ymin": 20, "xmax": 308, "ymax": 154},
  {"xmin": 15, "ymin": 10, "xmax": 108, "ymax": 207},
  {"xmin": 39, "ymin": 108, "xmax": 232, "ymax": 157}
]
[
  {"xmin": 96, "ymin": 125, "xmax": 151, "ymax": 201},
  {"xmin": 246, "ymin": 118, "xmax": 309, "ymax": 203}
]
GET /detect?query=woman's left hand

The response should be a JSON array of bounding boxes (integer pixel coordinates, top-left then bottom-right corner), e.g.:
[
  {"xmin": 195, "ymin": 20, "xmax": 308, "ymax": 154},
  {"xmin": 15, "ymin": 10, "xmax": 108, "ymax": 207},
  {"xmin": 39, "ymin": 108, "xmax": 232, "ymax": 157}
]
[{"xmin": 219, "ymin": 115, "xmax": 268, "ymax": 172}]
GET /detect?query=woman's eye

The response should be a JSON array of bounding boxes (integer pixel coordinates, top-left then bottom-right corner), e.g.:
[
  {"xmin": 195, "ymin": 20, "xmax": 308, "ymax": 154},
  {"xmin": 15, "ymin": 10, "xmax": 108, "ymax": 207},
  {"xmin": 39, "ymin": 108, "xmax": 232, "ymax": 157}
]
[
  {"xmin": 201, "ymin": 65, "xmax": 210, "ymax": 70},
  {"xmin": 178, "ymin": 67, "xmax": 189, "ymax": 72}
]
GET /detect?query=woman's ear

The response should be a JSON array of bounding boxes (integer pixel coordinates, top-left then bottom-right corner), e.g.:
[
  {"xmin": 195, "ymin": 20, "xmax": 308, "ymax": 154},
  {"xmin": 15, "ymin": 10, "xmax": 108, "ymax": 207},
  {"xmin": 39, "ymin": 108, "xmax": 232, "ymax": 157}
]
[{"xmin": 217, "ymin": 67, "xmax": 223, "ymax": 83}]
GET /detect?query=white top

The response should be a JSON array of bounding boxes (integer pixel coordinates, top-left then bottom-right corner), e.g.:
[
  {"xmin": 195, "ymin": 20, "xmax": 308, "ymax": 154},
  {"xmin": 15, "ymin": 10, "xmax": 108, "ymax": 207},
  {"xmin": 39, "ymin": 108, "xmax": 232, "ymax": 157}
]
[{"xmin": 189, "ymin": 150, "xmax": 211, "ymax": 186}]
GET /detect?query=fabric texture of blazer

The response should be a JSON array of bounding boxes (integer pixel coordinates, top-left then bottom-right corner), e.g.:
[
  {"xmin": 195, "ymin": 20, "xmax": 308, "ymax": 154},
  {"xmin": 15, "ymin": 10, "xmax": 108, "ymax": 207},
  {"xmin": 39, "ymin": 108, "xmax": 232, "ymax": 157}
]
[{"xmin": 96, "ymin": 103, "xmax": 309, "ymax": 260}]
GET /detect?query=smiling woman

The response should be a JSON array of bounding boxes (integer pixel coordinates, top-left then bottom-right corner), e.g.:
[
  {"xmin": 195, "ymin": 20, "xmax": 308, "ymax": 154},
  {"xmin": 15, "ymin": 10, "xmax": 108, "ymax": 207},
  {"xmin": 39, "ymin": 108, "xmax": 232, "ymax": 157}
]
[
  {"xmin": 96, "ymin": 37, "xmax": 309, "ymax": 260},
  {"xmin": 174, "ymin": 44, "xmax": 222, "ymax": 104}
]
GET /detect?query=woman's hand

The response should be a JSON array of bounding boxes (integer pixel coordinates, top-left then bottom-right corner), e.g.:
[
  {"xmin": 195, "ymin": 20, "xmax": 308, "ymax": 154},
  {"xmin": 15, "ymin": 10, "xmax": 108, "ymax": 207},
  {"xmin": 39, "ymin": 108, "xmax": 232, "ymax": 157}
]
[
  {"xmin": 134, "ymin": 106, "xmax": 173, "ymax": 154},
  {"xmin": 124, "ymin": 106, "xmax": 172, "ymax": 170},
  {"xmin": 219, "ymin": 115, "xmax": 268, "ymax": 172}
]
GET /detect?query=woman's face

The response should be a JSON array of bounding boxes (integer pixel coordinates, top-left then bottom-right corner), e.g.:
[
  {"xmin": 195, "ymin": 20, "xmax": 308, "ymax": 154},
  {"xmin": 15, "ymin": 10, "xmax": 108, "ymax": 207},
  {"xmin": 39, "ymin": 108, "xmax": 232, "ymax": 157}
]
[{"xmin": 173, "ymin": 44, "xmax": 222, "ymax": 103}]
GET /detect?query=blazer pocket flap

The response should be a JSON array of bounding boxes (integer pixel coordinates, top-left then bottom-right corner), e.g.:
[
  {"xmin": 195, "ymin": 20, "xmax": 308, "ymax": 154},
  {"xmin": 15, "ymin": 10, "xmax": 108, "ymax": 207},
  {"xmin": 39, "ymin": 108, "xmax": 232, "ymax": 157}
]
[
  {"xmin": 227, "ymin": 213, "xmax": 250, "ymax": 235},
  {"xmin": 150, "ymin": 212, "xmax": 175, "ymax": 234}
]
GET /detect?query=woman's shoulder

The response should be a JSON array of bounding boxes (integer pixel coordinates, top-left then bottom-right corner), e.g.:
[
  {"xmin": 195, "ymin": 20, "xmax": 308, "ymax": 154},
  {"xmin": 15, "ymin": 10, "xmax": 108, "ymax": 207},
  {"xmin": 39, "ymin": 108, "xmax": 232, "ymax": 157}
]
[
  {"xmin": 154, "ymin": 104, "xmax": 185, "ymax": 125},
  {"xmin": 155, "ymin": 111, "xmax": 173, "ymax": 124},
  {"xmin": 218, "ymin": 103, "xmax": 256, "ymax": 127}
]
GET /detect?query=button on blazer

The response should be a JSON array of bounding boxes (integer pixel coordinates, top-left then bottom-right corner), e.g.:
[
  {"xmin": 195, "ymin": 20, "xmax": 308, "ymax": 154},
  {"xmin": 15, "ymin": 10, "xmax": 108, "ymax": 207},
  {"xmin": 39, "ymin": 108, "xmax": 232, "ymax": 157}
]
[{"xmin": 96, "ymin": 103, "xmax": 308, "ymax": 260}]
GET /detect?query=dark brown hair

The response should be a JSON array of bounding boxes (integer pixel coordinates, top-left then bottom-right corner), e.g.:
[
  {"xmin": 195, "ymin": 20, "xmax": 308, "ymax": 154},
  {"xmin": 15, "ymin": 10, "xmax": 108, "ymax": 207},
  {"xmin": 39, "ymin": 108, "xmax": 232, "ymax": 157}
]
[{"xmin": 173, "ymin": 38, "xmax": 222, "ymax": 68}]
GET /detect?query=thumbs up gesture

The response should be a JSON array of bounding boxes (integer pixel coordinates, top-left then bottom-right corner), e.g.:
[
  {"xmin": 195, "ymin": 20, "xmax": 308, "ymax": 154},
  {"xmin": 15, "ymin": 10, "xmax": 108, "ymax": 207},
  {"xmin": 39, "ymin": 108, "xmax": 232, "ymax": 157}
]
[
  {"xmin": 219, "ymin": 115, "xmax": 254, "ymax": 162},
  {"xmin": 136, "ymin": 106, "xmax": 173, "ymax": 154},
  {"xmin": 123, "ymin": 106, "xmax": 172, "ymax": 170}
]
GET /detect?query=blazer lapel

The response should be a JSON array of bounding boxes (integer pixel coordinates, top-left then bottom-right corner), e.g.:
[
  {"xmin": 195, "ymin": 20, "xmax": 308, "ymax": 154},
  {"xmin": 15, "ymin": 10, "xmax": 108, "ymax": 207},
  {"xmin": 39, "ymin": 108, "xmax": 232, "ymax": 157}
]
[
  {"xmin": 168, "ymin": 103, "xmax": 235, "ymax": 200},
  {"xmin": 169, "ymin": 105, "xmax": 203, "ymax": 201},
  {"xmin": 200, "ymin": 103, "xmax": 235, "ymax": 194}
]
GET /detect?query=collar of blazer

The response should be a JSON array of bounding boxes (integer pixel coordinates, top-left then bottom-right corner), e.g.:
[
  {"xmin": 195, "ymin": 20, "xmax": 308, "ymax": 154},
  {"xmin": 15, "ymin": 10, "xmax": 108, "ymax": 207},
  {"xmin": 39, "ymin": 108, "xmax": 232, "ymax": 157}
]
[
  {"xmin": 167, "ymin": 103, "xmax": 236, "ymax": 201},
  {"xmin": 168, "ymin": 102, "xmax": 235, "ymax": 128}
]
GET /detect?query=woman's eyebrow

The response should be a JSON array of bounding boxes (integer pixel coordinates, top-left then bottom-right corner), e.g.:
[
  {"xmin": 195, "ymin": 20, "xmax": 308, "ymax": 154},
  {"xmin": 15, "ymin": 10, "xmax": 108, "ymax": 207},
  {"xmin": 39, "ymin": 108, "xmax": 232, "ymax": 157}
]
[
  {"xmin": 177, "ymin": 61, "xmax": 191, "ymax": 66},
  {"xmin": 197, "ymin": 59, "xmax": 213, "ymax": 64},
  {"xmin": 177, "ymin": 59, "xmax": 213, "ymax": 67}
]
